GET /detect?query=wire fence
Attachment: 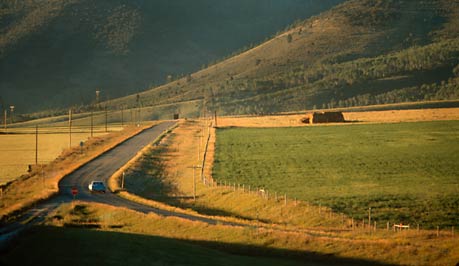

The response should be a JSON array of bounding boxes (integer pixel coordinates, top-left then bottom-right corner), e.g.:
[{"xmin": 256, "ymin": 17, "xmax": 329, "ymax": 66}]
[{"xmin": 197, "ymin": 119, "xmax": 457, "ymax": 238}]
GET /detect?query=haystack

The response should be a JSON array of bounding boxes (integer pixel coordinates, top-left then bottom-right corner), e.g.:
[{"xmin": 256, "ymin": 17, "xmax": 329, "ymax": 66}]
[{"xmin": 301, "ymin": 112, "xmax": 345, "ymax": 124}]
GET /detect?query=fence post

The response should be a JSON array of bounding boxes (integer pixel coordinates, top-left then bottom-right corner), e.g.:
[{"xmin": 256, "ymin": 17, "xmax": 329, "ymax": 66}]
[
  {"xmin": 387, "ymin": 222, "xmax": 389, "ymax": 231},
  {"xmin": 437, "ymin": 226, "xmax": 440, "ymax": 237},
  {"xmin": 284, "ymin": 194, "xmax": 287, "ymax": 206},
  {"xmin": 452, "ymin": 226, "xmax": 455, "ymax": 237},
  {"xmin": 275, "ymin": 192, "xmax": 278, "ymax": 201}
]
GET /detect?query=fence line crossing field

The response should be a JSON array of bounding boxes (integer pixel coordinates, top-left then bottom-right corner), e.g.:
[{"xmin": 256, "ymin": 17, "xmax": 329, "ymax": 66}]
[{"xmin": 213, "ymin": 121, "xmax": 459, "ymax": 228}]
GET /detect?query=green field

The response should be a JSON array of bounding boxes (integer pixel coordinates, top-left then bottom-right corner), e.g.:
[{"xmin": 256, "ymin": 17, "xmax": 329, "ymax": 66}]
[{"xmin": 213, "ymin": 121, "xmax": 459, "ymax": 228}]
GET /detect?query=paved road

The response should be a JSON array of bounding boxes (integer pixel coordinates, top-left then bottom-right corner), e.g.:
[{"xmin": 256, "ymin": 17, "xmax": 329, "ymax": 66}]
[
  {"xmin": 58, "ymin": 121, "xmax": 176, "ymax": 209},
  {"xmin": 1, "ymin": 121, "xmax": 229, "ymax": 248},
  {"xmin": 59, "ymin": 121, "xmax": 175, "ymax": 202}
]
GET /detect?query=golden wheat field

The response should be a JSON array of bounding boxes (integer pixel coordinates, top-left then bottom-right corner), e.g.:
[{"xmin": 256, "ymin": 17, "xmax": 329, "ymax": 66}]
[
  {"xmin": 217, "ymin": 107, "xmax": 459, "ymax": 127},
  {"xmin": 0, "ymin": 128, "xmax": 116, "ymax": 185}
]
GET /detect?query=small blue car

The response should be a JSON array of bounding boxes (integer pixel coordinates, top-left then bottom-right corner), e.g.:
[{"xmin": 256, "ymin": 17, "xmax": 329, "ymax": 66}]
[{"xmin": 88, "ymin": 181, "xmax": 106, "ymax": 193}]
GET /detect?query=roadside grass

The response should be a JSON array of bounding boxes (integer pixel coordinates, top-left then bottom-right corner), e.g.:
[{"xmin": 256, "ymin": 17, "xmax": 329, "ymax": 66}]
[
  {"xmin": 0, "ymin": 123, "xmax": 157, "ymax": 221},
  {"xmin": 213, "ymin": 121, "xmax": 459, "ymax": 228},
  {"xmin": 3, "ymin": 202, "xmax": 457, "ymax": 266}
]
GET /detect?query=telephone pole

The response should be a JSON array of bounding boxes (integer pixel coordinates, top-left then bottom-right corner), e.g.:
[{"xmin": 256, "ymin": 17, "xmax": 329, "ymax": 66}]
[
  {"xmin": 188, "ymin": 165, "xmax": 202, "ymax": 202},
  {"xmin": 193, "ymin": 166, "xmax": 196, "ymax": 201},
  {"xmin": 69, "ymin": 109, "xmax": 72, "ymax": 148},
  {"xmin": 96, "ymin": 90, "xmax": 100, "ymax": 110},
  {"xmin": 3, "ymin": 109, "xmax": 6, "ymax": 131},
  {"xmin": 35, "ymin": 125, "xmax": 38, "ymax": 165},
  {"xmin": 368, "ymin": 207, "xmax": 372, "ymax": 230},
  {"xmin": 90, "ymin": 111, "xmax": 94, "ymax": 137},
  {"xmin": 136, "ymin": 94, "xmax": 141, "ymax": 127},
  {"xmin": 121, "ymin": 106, "xmax": 124, "ymax": 127},
  {"xmin": 105, "ymin": 105, "xmax": 108, "ymax": 132},
  {"xmin": 9, "ymin": 105, "xmax": 14, "ymax": 124}
]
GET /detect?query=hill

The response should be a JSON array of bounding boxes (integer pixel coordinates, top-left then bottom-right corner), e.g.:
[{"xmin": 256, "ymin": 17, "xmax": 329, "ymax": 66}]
[
  {"xmin": 0, "ymin": 0, "xmax": 343, "ymax": 113},
  {"xmin": 100, "ymin": 0, "xmax": 459, "ymax": 119}
]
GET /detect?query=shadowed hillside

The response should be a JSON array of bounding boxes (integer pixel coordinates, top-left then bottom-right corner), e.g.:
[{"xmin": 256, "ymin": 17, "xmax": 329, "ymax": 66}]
[
  {"xmin": 0, "ymin": 0, "xmax": 343, "ymax": 113},
  {"xmin": 100, "ymin": 0, "xmax": 459, "ymax": 119}
]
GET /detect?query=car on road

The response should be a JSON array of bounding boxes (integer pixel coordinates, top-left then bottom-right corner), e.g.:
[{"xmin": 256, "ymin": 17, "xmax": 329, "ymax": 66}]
[{"xmin": 88, "ymin": 181, "xmax": 106, "ymax": 193}]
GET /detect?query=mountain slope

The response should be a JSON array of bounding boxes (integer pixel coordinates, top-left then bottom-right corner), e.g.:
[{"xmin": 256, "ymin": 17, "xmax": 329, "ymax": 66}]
[
  {"xmin": 102, "ymin": 0, "xmax": 459, "ymax": 118},
  {"xmin": 0, "ymin": 0, "xmax": 344, "ymax": 113}
]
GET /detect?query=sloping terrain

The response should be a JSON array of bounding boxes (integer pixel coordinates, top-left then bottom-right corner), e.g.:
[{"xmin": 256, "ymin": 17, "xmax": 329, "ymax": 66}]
[
  {"xmin": 0, "ymin": 0, "xmax": 343, "ymax": 113},
  {"xmin": 103, "ymin": 0, "xmax": 459, "ymax": 118}
]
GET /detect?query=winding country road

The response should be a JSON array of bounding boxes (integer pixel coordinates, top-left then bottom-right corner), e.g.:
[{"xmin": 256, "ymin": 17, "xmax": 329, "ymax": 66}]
[
  {"xmin": 0, "ymin": 121, "xmax": 225, "ymax": 247},
  {"xmin": 58, "ymin": 121, "xmax": 177, "ymax": 211}
]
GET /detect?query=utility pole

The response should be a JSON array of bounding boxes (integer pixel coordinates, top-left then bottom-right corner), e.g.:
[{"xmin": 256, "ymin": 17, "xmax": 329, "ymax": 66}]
[
  {"xmin": 368, "ymin": 207, "xmax": 372, "ymax": 230},
  {"xmin": 138, "ymin": 107, "xmax": 141, "ymax": 126},
  {"xmin": 9, "ymin": 105, "xmax": 14, "ymax": 124},
  {"xmin": 90, "ymin": 111, "xmax": 94, "ymax": 137},
  {"xmin": 96, "ymin": 90, "xmax": 100, "ymax": 110},
  {"xmin": 3, "ymin": 109, "xmax": 6, "ymax": 132},
  {"xmin": 188, "ymin": 165, "xmax": 202, "ymax": 202},
  {"xmin": 214, "ymin": 110, "xmax": 217, "ymax": 127},
  {"xmin": 121, "ymin": 106, "xmax": 124, "ymax": 127},
  {"xmin": 121, "ymin": 171, "xmax": 125, "ymax": 189},
  {"xmin": 198, "ymin": 132, "xmax": 201, "ymax": 162},
  {"xmin": 35, "ymin": 125, "xmax": 38, "ymax": 165},
  {"xmin": 192, "ymin": 166, "xmax": 196, "ymax": 201},
  {"xmin": 105, "ymin": 105, "xmax": 108, "ymax": 132},
  {"xmin": 136, "ymin": 94, "xmax": 141, "ymax": 127},
  {"xmin": 69, "ymin": 109, "xmax": 72, "ymax": 148}
]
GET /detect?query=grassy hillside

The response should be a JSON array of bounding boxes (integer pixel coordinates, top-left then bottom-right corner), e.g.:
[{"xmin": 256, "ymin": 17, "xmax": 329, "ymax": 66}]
[
  {"xmin": 0, "ymin": 0, "xmax": 343, "ymax": 113},
  {"xmin": 101, "ymin": 0, "xmax": 459, "ymax": 118}
]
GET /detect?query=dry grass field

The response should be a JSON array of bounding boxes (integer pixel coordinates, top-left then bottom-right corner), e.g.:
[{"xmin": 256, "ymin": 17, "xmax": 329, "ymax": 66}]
[
  {"xmin": 216, "ymin": 107, "xmax": 459, "ymax": 128},
  {"xmin": 0, "ymin": 130, "xmax": 110, "ymax": 185}
]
